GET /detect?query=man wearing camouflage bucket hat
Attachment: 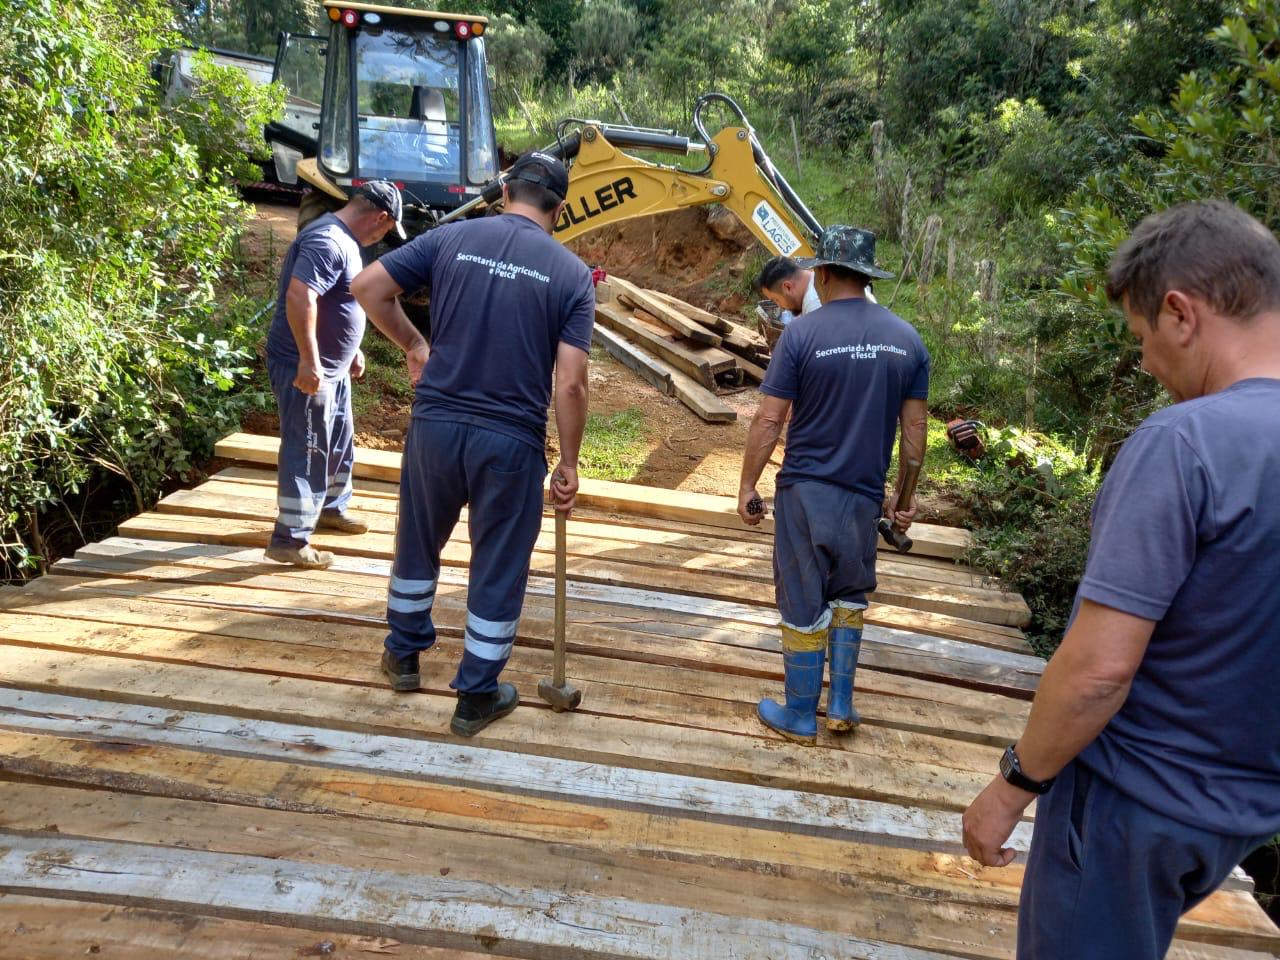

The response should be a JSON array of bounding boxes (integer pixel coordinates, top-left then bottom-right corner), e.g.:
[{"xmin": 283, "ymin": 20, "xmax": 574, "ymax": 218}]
[{"xmin": 737, "ymin": 225, "xmax": 930, "ymax": 744}]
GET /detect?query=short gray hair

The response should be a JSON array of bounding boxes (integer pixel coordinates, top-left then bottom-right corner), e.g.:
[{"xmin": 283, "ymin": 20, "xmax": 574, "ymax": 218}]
[{"xmin": 1106, "ymin": 200, "xmax": 1280, "ymax": 325}]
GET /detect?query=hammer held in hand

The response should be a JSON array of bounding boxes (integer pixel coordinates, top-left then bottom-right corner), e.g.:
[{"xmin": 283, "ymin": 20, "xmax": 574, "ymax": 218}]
[
  {"xmin": 538, "ymin": 508, "xmax": 583, "ymax": 712},
  {"xmin": 878, "ymin": 459, "xmax": 922, "ymax": 554}
]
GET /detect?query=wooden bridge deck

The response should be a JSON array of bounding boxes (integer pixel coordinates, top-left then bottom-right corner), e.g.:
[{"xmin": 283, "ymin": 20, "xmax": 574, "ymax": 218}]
[{"xmin": 0, "ymin": 433, "xmax": 1274, "ymax": 958}]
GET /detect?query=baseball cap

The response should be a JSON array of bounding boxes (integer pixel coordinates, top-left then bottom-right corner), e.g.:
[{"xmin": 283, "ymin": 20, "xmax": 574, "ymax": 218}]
[
  {"xmin": 505, "ymin": 150, "xmax": 569, "ymax": 201},
  {"xmin": 356, "ymin": 180, "xmax": 406, "ymax": 240}
]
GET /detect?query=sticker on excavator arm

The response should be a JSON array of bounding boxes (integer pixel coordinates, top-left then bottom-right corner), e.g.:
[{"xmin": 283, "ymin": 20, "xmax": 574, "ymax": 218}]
[{"xmin": 752, "ymin": 201, "xmax": 801, "ymax": 256}]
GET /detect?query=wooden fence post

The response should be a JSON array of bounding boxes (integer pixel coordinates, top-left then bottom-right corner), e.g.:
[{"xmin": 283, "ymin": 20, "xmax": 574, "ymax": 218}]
[
  {"xmin": 918, "ymin": 215, "xmax": 942, "ymax": 284},
  {"xmin": 976, "ymin": 259, "xmax": 999, "ymax": 362},
  {"xmin": 790, "ymin": 116, "xmax": 802, "ymax": 176},
  {"xmin": 871, "ymin": 120, "xmax": 893, "ymax": 231},
  {"xmin": 899, "ymin": 173, "xmax": 913, "ymax": 247}
]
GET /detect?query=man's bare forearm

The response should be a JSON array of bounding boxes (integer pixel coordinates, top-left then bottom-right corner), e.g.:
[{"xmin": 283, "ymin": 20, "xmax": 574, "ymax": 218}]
[
  {"xmin": 555, "ymin": 380, "xmax": 588, "ymax": 468},
  {"xmin": 739, "ymin": 407, "xmax": 783, "ymax": 494},
  {"xmin": 894, "ymin": 399, "xmax": 928, "ymax": 492},
  {"xmin": 1012, "ymin": 602, "xmax": 1151, "ymax": 781},
  {"xmin": 1014, "ymin": 658, "xmax": 1131, "ymax": 781},
  {"xmin": 366, "ymin": 299, "xmax": 427, "ymax": 354}
]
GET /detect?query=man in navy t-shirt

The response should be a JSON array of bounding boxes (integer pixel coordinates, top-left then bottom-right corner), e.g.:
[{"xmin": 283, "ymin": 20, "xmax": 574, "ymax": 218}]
[
  {"xmin": 962, "ymin": 201, "xmax": 1280, "ymax": 960},
  {"xmin": 264, "ymin": 180, "xmax": 404, "ymax": 570},
  {"xmin": 738, "ymin": 225, "xmax": 929, "ymax": 744},
  {"xmin": 352, "ymin": 151, "xmax": 593, "ymax": 737}
]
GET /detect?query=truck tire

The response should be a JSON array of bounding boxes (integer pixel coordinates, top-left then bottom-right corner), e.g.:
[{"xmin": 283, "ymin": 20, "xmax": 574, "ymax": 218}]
[{"xmin": 297, "ymin": 189, "xmax": 344, "ymax": 231}]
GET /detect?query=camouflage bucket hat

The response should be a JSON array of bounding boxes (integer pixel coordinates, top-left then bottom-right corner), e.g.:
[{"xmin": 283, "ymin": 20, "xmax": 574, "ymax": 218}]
[{"xmin": 796, "ymin": 225, "xmax": 894, "ymax": 280}]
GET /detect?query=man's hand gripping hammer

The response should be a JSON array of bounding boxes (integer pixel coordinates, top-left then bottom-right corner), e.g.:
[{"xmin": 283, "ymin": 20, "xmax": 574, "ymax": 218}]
[{"xmin": 878, "ymin": 460, "xmax": 922, "ymax": 554}]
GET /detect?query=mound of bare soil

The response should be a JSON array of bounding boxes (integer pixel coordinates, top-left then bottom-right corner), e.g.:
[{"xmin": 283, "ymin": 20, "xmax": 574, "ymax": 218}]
[{"xmin": 568, "ymin": 206, "xmax": 759, "ymax": 317}]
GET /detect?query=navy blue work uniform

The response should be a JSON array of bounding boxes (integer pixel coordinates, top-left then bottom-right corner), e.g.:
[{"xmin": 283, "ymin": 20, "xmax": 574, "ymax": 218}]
[
  {"xmin": 760, "ymin": 297, "xmax": 929, "ymax": 631},
  {"xmin": 376, "ymin": 213, "xmax": 594, "ymax": 694},
  {"xmin": 265, "ymin": 214, "xmax": 365, "ymax": 549},
  {"xmin": 1019, "ymin": 378, "xmax": 1280, "ymax": 960}
]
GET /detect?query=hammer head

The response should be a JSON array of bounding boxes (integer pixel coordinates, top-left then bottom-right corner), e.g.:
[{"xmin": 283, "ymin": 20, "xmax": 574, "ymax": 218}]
[{"xmin": 538, "ymin": 677, "xmax": 582, "ymax": 713}]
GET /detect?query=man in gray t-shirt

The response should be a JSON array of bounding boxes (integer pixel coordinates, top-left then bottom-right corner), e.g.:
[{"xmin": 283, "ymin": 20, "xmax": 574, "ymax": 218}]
[
  {"xmin": 263, "ymin": 181, "xmax": 403, "ymax": 570},
  {"xmin": 962, "ymin": 201, "xmax": 1280, "ymax": 960}
]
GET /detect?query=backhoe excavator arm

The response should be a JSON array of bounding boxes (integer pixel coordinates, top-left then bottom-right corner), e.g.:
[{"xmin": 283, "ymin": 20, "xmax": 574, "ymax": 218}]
[{"xmin": 441, "ymin": 94, "xmax": 821, "ymax": 258}]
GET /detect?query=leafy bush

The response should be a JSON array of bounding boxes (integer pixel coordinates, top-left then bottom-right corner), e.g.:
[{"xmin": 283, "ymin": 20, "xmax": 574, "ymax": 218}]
[
  {"xmin": 0, "ymin": 0, "xmax": 268, "ymax": 577},
  {"xmin": 169, "ymin": 50, "xmax": 285, "ymax": 184},
  {"xmin": 950, "ymin": 428, "xmax": 1101, "ymax": 655}
]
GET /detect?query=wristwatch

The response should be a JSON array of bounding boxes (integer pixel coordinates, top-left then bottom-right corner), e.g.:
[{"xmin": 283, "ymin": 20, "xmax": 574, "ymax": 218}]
[{"xmin": 999, "ymin": 744, "xmax": 1056, "ymax": 794}]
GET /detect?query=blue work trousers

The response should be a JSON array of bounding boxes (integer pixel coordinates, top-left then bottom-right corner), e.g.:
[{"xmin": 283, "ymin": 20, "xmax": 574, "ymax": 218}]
[
  {"xmin": 268, "ymin": 360, "xmax": 354, "ymax": 549},
  {"xmin": 1018, "ymin": 758, "xmax": 1272, "ymax": 959},
  {"xmin": 773, "ymin": 481, "xmax": 880, "ymax": 631},
  {"xmin": 384, "ymin": 418, "xmax": 546, "ymax": 694}
]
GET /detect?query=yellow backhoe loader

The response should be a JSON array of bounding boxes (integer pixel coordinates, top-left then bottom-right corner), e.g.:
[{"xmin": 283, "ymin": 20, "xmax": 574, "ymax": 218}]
[{"xmin": 287, "ymin": 3, "xmax": 819, "ymax": 259}]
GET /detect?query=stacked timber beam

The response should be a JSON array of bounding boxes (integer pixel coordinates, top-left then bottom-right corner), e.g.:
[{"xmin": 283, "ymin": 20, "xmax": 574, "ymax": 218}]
[
  {"xmin": 0, "ymin": 433, "xmax": 1275, "ymax": 958},
  {"xmin": 593, "ymin": 276, "xmax": 771, "ymax": 423}
]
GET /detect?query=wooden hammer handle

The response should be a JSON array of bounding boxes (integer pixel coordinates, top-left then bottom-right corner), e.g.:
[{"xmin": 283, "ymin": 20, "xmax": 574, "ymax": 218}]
[
  {"xmin": 553, "ymin": 509, "xmax": 567, "ymax": 687},
  {"xmin": 893, "ymin": 459, "xmax": 922, "ymax": 526}
]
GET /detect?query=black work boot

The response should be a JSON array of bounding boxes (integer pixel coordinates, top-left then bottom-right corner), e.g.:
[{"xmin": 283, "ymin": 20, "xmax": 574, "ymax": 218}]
[
  {"xmin": 381, "ymin": 650, "xmax": 420, "ymax": 692},
  {"xmin": 450, "ymin": 683, "xmax": 519, "ymax": 737}
]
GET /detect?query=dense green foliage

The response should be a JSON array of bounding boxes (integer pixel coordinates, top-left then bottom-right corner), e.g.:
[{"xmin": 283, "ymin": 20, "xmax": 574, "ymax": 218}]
[
  {"xmin": 8, "ymin": 0, "xmax": 1276, "ymax": 642},
  {"xmin": 0, "ymin": 0, "xmax": 268, "ymax": 576}
]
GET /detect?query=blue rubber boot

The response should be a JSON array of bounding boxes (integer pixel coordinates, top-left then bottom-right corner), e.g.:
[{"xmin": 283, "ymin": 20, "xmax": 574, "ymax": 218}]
[
  {"xmin": 757, "ymin": 625, "xmax": 827, "ymax": 745},
  {"xmin": 826, "ymin": 605, "xmax": 865, "ymax": 731}
]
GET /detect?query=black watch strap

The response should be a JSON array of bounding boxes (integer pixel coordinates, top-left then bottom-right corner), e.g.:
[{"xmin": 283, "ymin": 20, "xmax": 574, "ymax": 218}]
[{"xmin": 1000, "ymin": 744, "xmax": 1055, "ymax": 795}]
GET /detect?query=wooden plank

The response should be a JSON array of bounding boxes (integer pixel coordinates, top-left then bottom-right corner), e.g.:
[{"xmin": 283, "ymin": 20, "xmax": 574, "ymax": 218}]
[
  {"xmin": 211, "ymin": 432, "xmax": 979, "ymax": 562},
  {"xmin": 31, "ymin": 558, "xmax": 1039, "ymax": 723},
  {"xmin": 12, "ymin": 560, "xmax": 1033, "ymax": 715},
  {"xmin": 64, "ymin": 539, "xmax": 1040, "ymax": 679},
  {"xmin": 9, "ymin": 570, "xmax": 1032, "ymax": 738},
  {"xmin": 591, "ymin": 325, "xmax": 674, "ymax": 396},
  {"xmin": 2, "ymin": 784, "xmax": 1269, "ymax": 955},
  {"xmin": 0, "ymin": 787, "xmax": 1026, "ymax": 960},
  {"xmin": 56, "ymin": 538, "xmax": 1044, "ymax": 694},
  {"xmin": 158, "ymin": 484, "xmax": 1024, "ymax": 623},
  {"xmin": 0, "ymin": 690, "xmax": 1003, "ymax": 853},
  {"xmin": 0, "ymin": 611, "xmax": 1005, "ymax": 774},
  {"xmin": 648, "ymin": 289, "xmax": 772, "ymax": 365},
  {"xmin": 144, "ymin": 488, "xmax": 1031, "ymax": 630},
  {"xmin": 594, "ymin": 302, "xmax": 717, "ymax": 388},
  {"xmin": 0, "ymin": 643, "xmax": 998, "ymax": 810},
  {"xmin": 0, "ymin": 895, "xmax": 491, "ymax": 960},
  {"xmin": 611, "ymin": 276, "xmax": 723, "ymax": 345},
  {"xmin": 201, "ymin": 473, "xmax": 1002, "ymax": 597},
  {"xmin": 2, "ymin": 788, "xmax": 1269, "ymax": 960},
  {"xmin": 206, "ymin": 468, "xmax": 1024, "ymax": 635},
  {"xmin": 667, "ymin": 365, "xmax": 737, "ymax": 422},
  {"xmin": 621, "ymin": 295, "xmax": 722, "ymax": 345},
  {"xmin": 628, "ymin": 306, "xmax": 738, "ymax": 374},
  {"xmin": 0, "ymin": 833, "xmax": 960, "ymax": 960},
  {"xmin": 648, "ymin": 289, "xmax": 769, "ymax": 349}
]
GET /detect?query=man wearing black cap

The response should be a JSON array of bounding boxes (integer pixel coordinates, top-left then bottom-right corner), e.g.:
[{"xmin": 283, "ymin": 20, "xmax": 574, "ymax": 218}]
[
  {"xmin": 352, "ymin": 151, "xmax": 593, "ymax": 737},
  {"xmin": 264, "ymin": 180, "xmax": 405, "ymax": 570},
  {"xmin": 737, "ymin": 225, "xmax": 929, "ymax": 744}
]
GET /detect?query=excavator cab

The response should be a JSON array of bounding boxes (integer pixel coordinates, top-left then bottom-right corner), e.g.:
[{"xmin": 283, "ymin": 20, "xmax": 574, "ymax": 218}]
[{"xmin": 283, "ymin": 1, "xmax": 499, "ymax": 234}]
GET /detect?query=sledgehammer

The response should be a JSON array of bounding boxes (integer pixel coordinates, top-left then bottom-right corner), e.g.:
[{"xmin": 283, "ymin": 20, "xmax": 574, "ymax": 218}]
[
  {"xmin": 878, "ymin": 459, "xmax": 922, "ymax": 554},
  {"xmin": 538, "ymin": 509, "xmax": 582, "ymax": 712}
]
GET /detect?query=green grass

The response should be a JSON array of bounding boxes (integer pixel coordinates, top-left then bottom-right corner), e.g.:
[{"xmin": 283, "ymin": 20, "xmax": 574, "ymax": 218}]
[
  {"xmin": 352, "ymin": 335, "xmax": 414, "ymax": 418},
  {"xmin": 578, "ymin": 407, "xmax": 650, "ymax": 482}
]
